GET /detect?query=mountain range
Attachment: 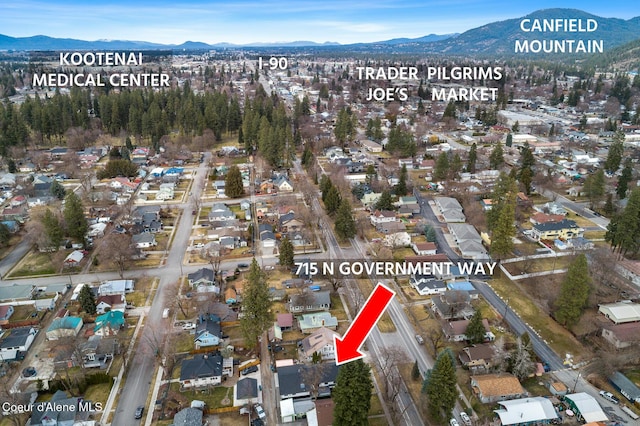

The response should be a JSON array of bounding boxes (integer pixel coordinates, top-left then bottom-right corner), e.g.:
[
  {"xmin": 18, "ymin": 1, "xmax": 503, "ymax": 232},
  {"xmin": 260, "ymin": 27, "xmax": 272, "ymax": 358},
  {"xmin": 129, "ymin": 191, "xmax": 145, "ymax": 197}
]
[{"xmin": 1, "ymin": 9, "xmax": 639, "ymax": 57}]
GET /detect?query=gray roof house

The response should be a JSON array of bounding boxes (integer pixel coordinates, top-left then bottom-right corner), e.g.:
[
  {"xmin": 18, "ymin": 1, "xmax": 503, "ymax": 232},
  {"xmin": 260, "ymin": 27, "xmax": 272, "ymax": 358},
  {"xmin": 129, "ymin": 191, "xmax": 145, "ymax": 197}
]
[
  {"xmin": 29, "ymin": 390, "xmax": 95, "ymax": 426},
  {"xmin": 171, "ymin": 407, "xmax": 204, "ymax": 426},
  {"xmin": 188, "ymin": 268, "xmax": 215, "ymax": 286},
  {"xmin": 288, "ymin": 291, "xmax": 331, "ymax": 313},
  {"xmin": 278, "ymin": 364, "xmax": 339, "ymax": 400},
  {"xmin": 180, "ymin": 354, "xmax": 224, "ymax": 389}
]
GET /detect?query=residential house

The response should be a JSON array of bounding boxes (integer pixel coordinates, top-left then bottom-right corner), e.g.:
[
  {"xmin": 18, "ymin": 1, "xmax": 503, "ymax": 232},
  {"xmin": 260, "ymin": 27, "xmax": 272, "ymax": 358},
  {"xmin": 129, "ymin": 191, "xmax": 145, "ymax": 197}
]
[
  {"xmin": 96, "ymin": 294, "xmax": 126, "ymax": 314},
  {"xmin": 278, "ymin": 363, "xmax": 339, "ymax": 400},
  {"xmin": 446, "ymin": 281, "xmax": 480, "ymax": 299},
  {"xmin": 470, "ymin": 373, "xmax": 526, "ymax": 404},
  {"xmin": 87, "ymin": 222, "xmax": 107, "ymax": 237},
  {"xmin": 94, "ymin": 311, "xmax": 125, "ymax": 336},
  {"xmin": 370, "ymin": 210, "xmax": 397, "ymax": 225},
  {"xmin": 412, "ymin": 242, "xmax": 437, "ymax": 256},
  {"xmin": 298, "ymin": 312, "xmax": 339, "ymax": 334},
  {"xmin": 601, "ymin": 322, "xmax": 640, "ymax": 349},
  {"xmin": 598, "ymin": 301, "xmax": 640, "ymax": 324},
  {"xmin": 531, "ymin": 219, "xmax": 583, "ymax": 241},
  {"xmin": 431, "ymin": 291, "xmax": 474, "ymax": 320},
  {"xmin": 299, "ymin": 327, "xmax": 337, "ymax": 362},
  {"xmin": 172, "ymin": 407, "xmax": 204, "ymax": 426},
  {"xmin": 360, "ymin": 139, "xmax": 383, "ymax": 153},
  {"xmin": 459, "ymin": 343, "xmax": 497, "ymax": 373},
  {"xmin": 279, "ymin": 213, "xmax": 303, "ymax": 233},
  {"xmin": 180, "ymin": 353, "xmax": 224, "ymax": 389},
  {"xmin": 494, "ymin": 397, "xmax": 559, "ymax": 425},
  {"xmin": 209, "ymin": 203, "xmax": 236, "ymax": 222},
  {"xmin": 0, "ymin": 327, "xmax": 37, "ymax": 360},
  {"xmin": 277, "ymin": 313, "xmax": 294, "ymax": 331},
  {"xmin": 376, "ymin": 221, "xmax": 406, "ymax": 234},
  {"xmin": 444, "ymin": 318, "xmax": 494, "ymax": 342},
  {"xmin": 434, "ymin": 197, "xmax": 466, "ymax": 223},
  {"xmin": 194, "ymin": 314, "xmax": 223, "ymax": 349},
  {"xmin": 274, "ymin": 175, "xmax": 294, "ymax": 192},
  {"xmin": 98, "ymin": 280, "xmax": 134, "ymax": 296},
  {"xmin": 80, "ymin": 335, "xmax": 116, "ymax": 368},
  {"xmin": 448, "ymin": 223, "xmax": 489, "ymax": 260},
  {"xmin": 288, "ymin": 291, "xmax": 332, "ymax": 313},
  {"xmin": 0, "ymin": 305, "xmax": 14, "ymax": 325},
  {"xmin": 63, "ymin": 250, "xmax": 85, "ymax": 267},
  {"xmin": 29, "ymin": 390, "xmax": 95, "ymax": 426},
  {"xmin": 609, "ymin": 371, "xmax": 640, "ymax": 403},
  {"xmin": 188, "ymin": 268, "xmax": 215, "ymax": 287},
  {"xmin": 410, "ymin": 275, "xmax": 447, "ymax": 296},
  {"xmin": 361, "ymin": 192, "xmax": 382, "ymax": 208},
  {"xmin": 46, "ymin": 317, "xmax": 83, "ymax": 340},
  {"xmin": 133, "ymin": 233, "xmax": 157, "ymax": 249}
]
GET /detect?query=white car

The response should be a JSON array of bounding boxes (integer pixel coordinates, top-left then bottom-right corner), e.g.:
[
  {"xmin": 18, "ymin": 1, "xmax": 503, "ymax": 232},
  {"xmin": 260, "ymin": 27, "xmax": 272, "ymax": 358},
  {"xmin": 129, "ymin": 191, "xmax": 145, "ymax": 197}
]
[
  {"xmin": 254, "ymin": 404, "xmax": 266, "ymax": 419},
  {"xmin": 450, "ymin": 419, "xmax": 459, "ymax": 426},
  {"xmin": 460, "ymin": 411, "xmax": 472, "ymax": 425},
  {"xmin": 182, "ymin": 322, "xmax": 196, "ymax": 330}
]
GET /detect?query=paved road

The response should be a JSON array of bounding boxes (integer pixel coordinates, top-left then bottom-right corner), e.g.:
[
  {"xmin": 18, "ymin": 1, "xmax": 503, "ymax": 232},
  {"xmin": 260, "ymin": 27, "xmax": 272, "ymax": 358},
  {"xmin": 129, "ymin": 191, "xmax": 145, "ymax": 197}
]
[
  {"xmin": 111, "ymin": 153, "xmax": 210, "ymax": 425},
  {"xmin": 539, "ymin": 188, "xmax": 610, "ymax": 229}
]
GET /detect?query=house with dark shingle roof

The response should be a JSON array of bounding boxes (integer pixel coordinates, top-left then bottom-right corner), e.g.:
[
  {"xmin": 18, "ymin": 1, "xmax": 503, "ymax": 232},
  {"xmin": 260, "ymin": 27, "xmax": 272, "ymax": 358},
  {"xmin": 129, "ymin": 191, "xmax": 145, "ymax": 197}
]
[
  {"xmin": 188, "ymin": 268, "xmax": 215, "ymax": 287},
  {"xmin": 29, "ymin": 390, "xmax": 95, "ymax": 426},
  {"xmin": 531, "ymin": 219, "xmax": 583, "ymax": 241},
  {"xmin": 171, "ymin": 407, "xmax": 204, "ymax": 426},
  {"xmin": 180, "ymin": 353, "xmax": 224, "ymax": 389}
]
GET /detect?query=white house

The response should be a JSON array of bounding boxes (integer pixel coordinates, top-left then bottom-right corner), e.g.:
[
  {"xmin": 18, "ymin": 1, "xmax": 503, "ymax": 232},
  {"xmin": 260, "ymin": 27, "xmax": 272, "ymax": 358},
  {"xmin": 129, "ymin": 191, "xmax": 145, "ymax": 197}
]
[
  {"xmin": 370, "ymin": 210, "xmax": 397, "ymax": 225},
  {"xmin": 299, "ymin": 327, "xmax": 336, "ymax": 361},
  {"xmin": 98, "ymin": 280, "xmax": 135, "ymax": 296},
  {"xmin": 0, "ymin": 327, "xmax": 37, "ymax": 360}
]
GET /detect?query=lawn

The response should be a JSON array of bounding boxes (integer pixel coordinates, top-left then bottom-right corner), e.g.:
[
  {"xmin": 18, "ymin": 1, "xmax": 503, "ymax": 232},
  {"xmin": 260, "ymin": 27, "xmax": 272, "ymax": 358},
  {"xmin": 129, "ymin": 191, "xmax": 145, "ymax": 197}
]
[
  {"xmin": 503, "ymin": 255, "xmax": 576, "ymax": 275},
  {"xmin": 330, "ymin": 293, "xmax": 348, "ymax": 320},
  {"xmin": 488, "ymin": 274, "xmax": 586, "ymax": 360},
  {"xmin": 8, "ymin": 250, "xmax": 58, "ymax": 277},
  {"xmin": 169, "ymin": 382, "xmax": 234, "ymax": 409},
  {"xmin": 84, "ymin": 382, "xmax": 113, "ymax": 407},
  {"xmin": 368, "ymin": 392, "xmax": 385, "ymax": 416},
  {"xmin": 174, "ymin": 332, "xmax": 194, "ymax": 353},
  {"xmin": 125, "ymin": 277, "xmax": 157, "ymax": 307}
]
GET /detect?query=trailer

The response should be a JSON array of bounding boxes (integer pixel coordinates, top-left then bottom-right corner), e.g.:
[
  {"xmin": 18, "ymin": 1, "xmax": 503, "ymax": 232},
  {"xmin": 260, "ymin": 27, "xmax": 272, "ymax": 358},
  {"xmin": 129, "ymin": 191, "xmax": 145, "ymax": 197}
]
[{"xmin": 620, "ymin": 405, "xmax": 639, "ymax": 420}]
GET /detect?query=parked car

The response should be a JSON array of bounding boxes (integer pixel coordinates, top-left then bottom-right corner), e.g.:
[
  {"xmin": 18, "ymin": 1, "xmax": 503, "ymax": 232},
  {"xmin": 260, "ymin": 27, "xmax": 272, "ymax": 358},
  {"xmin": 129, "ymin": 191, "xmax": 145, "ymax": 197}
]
[
  {"xmin": 415, "ymin": 334, "xmax": 424, "ymax": 345},
  {"xmin": 135, "ymin": 406, "xmax": 144, "ymax": 419},
  {"xmin": 599, "ymin": 390, "xmax": 619, "ymax": 404},
  {"xmin": 241, "ymin": 365, "xmax": 258, "ymax": 375},
  {"xmin": 450, "ymin": 419, "xmax": 459, "ymax": 426},
  {"xmin": 182, "ymin": 322, "xmax": 196, "ymax": 330},
  {"xmin": 22, "ymin": 367, "xmax": 36, "ymax": 378},
  {"xmin": 460, "ymin": 411, "xmax": 472, "ymax": 425},
  {"xmin": 254, "ymin": 404, "xmax": 266, "ymax": 420}
]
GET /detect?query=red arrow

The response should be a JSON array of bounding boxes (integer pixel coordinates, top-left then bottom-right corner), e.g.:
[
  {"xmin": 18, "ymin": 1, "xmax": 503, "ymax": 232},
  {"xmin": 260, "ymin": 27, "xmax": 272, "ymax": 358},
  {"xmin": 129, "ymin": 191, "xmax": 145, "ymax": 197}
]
[{"xmin": 334, "ymin": 282, "xmax": 395, "ymax": 365}]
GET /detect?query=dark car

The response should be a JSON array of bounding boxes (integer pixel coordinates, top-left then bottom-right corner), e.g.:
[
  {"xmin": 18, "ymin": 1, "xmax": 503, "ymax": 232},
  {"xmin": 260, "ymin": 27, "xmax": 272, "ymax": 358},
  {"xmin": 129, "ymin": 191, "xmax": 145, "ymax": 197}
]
[
  {"xmin": 238, "ymin": 263, "xmax": 249, "ymax": 269},
  {"xmin": 135, "ymin": 406, "xmax": 144, "ymax": 419},
  {"xmin": 22, "ymin": 367, "xmax": 36, "ymax": 377},
  {"xmin": 241, "ymin": 365, "xmax": 258, "ymax": 375}
]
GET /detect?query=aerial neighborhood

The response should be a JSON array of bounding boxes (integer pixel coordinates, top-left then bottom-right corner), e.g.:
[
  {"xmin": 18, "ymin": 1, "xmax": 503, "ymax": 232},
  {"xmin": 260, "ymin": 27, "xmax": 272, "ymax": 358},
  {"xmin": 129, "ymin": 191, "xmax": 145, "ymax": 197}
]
[{"xmin": 1, "ymin": 7, "xmax": 640, "ymax": 426}]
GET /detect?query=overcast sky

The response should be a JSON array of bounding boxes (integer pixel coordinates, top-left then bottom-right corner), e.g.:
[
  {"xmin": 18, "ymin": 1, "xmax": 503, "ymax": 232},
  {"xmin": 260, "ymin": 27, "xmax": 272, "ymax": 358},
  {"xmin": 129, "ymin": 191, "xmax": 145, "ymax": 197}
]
[{"xmin": 1, "ymin": 1, "xmax": 638, "ymax": 45}]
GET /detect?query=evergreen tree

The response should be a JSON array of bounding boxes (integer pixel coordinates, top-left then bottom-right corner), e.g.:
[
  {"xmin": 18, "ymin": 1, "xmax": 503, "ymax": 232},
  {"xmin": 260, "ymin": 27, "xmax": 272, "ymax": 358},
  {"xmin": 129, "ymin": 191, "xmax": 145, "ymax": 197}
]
[
  {"xmin": 422, "ymin": 350, "xmax": 457, "ymax": 422},
  {"xmin": 554, "ymin": 254, "xmax": 591, "ymax": 327},
  {"xmin": 489, "ymin": 142, "xmax": 504, "ymax": 169},
  {"xmin": 7, "ymin": 159, "xmax": 16, "ymax": 173},
  {"xmin": 467, "ymin": 143, "xmax": 477, "ymax": 173},
  {"xmin": 335, "ymin": 200, "xmax": 356, "ymax": 239},
  {"xmin": 465, "ymin": 310, "xmax": 486, "ymax": 344},
  {"xmin": 604, "ymin": 131, "xmax": 625, "ymax": 173},
  {"xmin": 511, "ymin": 121, "xmax": 520, "ymax": 132},
  {"xmin": 319, "ymin": 175, "xmax": 332, "ymax": 201},
  {"xmin": 582, "ymin": 170, "xmax": 605, "ymax": 209},
  {"xmin": 375, "ymin": 190, "xmax": 394, "ymax": 211},
  {"xmin": 224, "ymin": 165, "xmax": 244, "ymax": 198},
  {"xmin": 450, "ymin": 153, "xmax": 463, "ymax": 180},
  {"xmin": 78, "ymin": 284, "xmax": 96, "ymax": 315},
  {"xmin": 425, "ymin": 226, "xmax": 437, "ymax": 243},
  {"xmin": 240, "ymin": 259, "xmax": 273, "ymax": 348},
  {"xmin": 488, "ymin": 172, "xmax": 517, "ymax": 259},
  {"xmin": 605, "ymin": 187, "xmax": 640, "ymax": 256},
  {"xmin": 279, "ymin": 237, "xmax": 295, "ymax": 268},
  {"xmin": 324, "ymin": 186, "xmax": 342, "ymax": 215},
  {"xmin": 0, "ymin": 223, "xmax": 10, "ymax": 247},
  {"xmin": 603, "ymin": 193, "xmax": 615, "ymax": 216},
  {"xmin": 412, "ymin": 360, "xmax": 421, "ymax": 381},
  {"xmin": 617, "ymin": 159, "xmax": 633, "ymax": 199},
  {"xmin": 506, "ymin": 133, "xmax": 513, "ymax": 147},
  {"xmin": 63, "ymin": 192, "xmax": 87, "ymax": 244},
  {"xmin": 42, "ymin": 209, "xmax": 64, "ymax": 249},
  {"xmin": 333, "ymin": 359, "xmax": 372, "ymax": 426},
  {"xmin": 433, "ymin": 152, "xmax": 449, "ymax": 181},
  {"xmin": 49, "ymin": 179, "xmax": 66, "ymax": 199},
  {"xmin": 442, "ymin": 101, "xmax": 456, "ymax": 119},
  {"xmin": 395, "ymin": 164, "xmax": 408, "ymax": 195}
]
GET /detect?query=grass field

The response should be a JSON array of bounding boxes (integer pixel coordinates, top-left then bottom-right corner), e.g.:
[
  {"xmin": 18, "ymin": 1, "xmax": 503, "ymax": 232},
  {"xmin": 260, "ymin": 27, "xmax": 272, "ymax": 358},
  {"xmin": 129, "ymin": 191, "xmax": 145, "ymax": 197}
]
[
  {"xmin": 489, "ymin": 274, "xmax": 586, "ymax": 360},
  {"xmin": 9, "ymin": 250, "xmax": 58, "ymax": 277}
]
